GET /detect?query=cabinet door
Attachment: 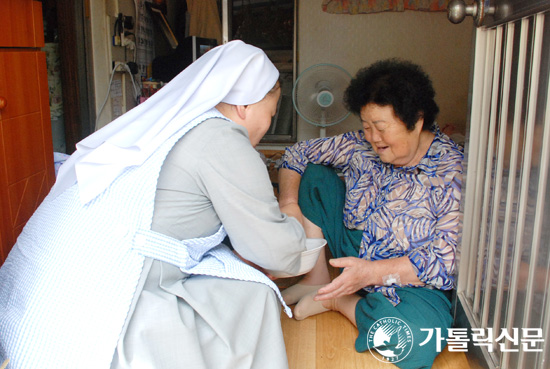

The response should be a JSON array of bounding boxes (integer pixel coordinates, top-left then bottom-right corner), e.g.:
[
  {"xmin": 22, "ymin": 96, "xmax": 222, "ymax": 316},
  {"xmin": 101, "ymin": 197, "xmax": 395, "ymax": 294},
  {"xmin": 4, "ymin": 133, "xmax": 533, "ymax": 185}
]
[
  {"xmin": 0, "ymin": 50, "xmax": 55, "ymax": 263},
  {"xmin": 0, "ymin": 0, "xmax": 44, "ymax": 48}
]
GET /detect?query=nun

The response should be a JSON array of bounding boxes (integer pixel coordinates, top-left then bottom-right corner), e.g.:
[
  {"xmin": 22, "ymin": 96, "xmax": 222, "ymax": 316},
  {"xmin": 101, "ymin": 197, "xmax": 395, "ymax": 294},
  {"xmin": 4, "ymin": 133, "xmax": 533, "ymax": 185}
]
[{"xmin": 0, "ymin": 40, "xmax": 306, "ymax": 369}]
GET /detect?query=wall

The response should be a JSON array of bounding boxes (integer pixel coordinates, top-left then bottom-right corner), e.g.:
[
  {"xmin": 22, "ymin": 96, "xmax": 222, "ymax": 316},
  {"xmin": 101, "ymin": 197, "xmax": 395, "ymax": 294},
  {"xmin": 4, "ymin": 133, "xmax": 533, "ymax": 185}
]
[
  {"xmin": 89, "ymin": 0, "xmax": 112, "ymax": 130},
  {"xmin": 89, "ymin": 1, "xmax": 475, "ymax": 142},
  {"xmin": 89, "ymin": 0, "xmax": 186, "ymax": 130},
  {"xmin": 296, "ymin": 0, "xmax": 474, "ymax": 141}
]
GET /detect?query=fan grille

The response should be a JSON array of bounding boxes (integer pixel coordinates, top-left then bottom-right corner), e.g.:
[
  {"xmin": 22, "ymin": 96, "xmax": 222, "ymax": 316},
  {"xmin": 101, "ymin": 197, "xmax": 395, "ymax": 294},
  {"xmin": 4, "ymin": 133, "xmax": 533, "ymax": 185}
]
[{"xmin": 293, "ymin": 64, "xmax": 351, "ymax": 127}]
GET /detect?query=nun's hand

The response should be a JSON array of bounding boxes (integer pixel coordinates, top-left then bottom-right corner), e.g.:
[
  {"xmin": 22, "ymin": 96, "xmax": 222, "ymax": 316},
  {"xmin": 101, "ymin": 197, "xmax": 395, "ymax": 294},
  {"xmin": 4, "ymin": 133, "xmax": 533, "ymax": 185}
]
[{"xmin": 233, "ymin": 250, "xmax": 277, "ymax": 280}]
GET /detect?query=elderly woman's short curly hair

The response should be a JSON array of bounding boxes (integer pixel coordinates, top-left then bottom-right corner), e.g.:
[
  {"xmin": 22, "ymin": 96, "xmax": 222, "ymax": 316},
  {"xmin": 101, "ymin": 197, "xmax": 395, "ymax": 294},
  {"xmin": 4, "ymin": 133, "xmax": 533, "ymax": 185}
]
[{"xmin": 344, "ymin": 59, "xmax": 439, "ymax": 131}]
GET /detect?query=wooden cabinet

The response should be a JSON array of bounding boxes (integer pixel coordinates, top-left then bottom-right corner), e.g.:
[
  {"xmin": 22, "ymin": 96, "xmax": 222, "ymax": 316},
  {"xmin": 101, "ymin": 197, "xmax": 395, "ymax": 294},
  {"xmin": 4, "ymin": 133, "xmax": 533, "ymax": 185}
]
[
  {"xmin": 0, "ymin": 1, "xmax": 55, "ymax": 264},
  {"xmin": 0, "ymin": 0, "xmax": 44, "ymax": 48}
]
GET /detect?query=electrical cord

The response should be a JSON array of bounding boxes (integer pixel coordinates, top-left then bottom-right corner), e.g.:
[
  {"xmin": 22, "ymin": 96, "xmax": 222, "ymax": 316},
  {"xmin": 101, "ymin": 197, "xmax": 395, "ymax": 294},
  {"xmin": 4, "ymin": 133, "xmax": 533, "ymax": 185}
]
[
  {"xmin": 95, "ymin": 62, "xmax": 141, "ymax": 131},
  {"xmin": 95, "ymin": 1, "xmax": 142, "ymax": 131},
  {"xmin": 124, "ymin": 63, "xmax": 141, "ymax": 101}
]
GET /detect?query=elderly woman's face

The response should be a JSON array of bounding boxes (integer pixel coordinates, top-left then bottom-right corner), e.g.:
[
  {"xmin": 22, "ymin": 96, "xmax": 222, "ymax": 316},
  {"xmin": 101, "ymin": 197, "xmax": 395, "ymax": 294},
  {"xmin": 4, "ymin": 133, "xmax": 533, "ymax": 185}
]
[{"xmin": 360, "ymin": 103, "xmax": 424, "ymax": 167}]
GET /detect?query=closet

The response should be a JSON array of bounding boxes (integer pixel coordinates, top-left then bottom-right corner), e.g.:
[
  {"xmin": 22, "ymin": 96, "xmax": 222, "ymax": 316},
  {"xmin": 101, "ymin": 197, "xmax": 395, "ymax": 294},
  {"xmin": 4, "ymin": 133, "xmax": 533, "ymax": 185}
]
[{"xmin": 0, "ymin": 0, "xmax": 55, "ymax": 264}]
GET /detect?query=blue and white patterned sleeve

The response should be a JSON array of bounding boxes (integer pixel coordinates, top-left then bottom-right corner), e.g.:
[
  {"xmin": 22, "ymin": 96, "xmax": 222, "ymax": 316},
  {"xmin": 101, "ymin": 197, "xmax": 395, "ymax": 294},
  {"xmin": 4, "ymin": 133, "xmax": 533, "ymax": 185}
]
[
  {"xmin": 279, "ymin": 131, "xmax": 363, "ymax": 175},
  {"xmin": 407, "ymin": 147, "xmax": 463, "ymax": 290}
]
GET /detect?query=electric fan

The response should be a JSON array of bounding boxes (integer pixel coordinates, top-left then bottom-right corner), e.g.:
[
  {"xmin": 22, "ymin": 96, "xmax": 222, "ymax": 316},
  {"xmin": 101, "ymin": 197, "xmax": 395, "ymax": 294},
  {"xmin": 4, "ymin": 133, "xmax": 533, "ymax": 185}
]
[{"xmin": 292, "ymin": 63, "xmax": 352, "ymax": 137}]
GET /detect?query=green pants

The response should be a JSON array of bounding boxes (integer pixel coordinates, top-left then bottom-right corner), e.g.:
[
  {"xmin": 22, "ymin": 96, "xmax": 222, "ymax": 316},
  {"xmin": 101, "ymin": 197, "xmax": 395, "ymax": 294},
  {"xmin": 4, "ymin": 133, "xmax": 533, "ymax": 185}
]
[{"xmin": 298, "ymin": 164, "xmax": 453, "ymax": 369}]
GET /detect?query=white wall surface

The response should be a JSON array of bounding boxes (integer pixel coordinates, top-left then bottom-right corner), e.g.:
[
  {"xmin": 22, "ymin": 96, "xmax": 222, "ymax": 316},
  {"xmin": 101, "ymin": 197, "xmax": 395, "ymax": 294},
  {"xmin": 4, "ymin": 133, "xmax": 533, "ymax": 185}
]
[
  {"xmin": 296, "ymin": 0, "xmax": 474, "ymax": 141},
  {"xmin": 89, "ymin": 0, "xmax": 113, "ymax": 130}
]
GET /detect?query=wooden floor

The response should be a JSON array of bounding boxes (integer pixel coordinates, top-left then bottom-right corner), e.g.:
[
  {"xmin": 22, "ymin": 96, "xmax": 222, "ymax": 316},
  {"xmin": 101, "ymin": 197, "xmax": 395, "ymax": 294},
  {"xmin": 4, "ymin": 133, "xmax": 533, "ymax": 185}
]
[
  {"xmin": 277, "ymin": 265, "xmax": 471, "ymax": 369},
  {"xmin": 281, "ymin": 309, "xmax": 471, "ymax": 369}
]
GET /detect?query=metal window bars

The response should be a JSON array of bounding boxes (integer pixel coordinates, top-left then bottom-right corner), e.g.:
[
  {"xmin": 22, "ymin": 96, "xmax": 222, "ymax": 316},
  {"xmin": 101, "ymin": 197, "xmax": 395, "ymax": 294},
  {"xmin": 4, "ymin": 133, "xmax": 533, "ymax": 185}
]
[{"xmin": 459, "ymin": 10, "xmax": 550, "ymax": 369}]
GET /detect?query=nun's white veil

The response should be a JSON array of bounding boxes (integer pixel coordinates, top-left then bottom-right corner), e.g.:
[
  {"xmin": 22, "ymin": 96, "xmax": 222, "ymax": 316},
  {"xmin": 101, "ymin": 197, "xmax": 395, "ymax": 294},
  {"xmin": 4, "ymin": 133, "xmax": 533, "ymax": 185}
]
[{"xmin": 52, "ymin": 40, "xmax": 279, "ymax": 204}]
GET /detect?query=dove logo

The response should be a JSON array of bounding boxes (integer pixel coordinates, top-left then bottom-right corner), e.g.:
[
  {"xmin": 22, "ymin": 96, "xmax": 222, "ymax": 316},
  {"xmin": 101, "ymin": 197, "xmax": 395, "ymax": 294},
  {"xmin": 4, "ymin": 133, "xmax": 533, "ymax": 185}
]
[{"xmin": 367, "ymin": 317, "xmax": 413, "ymax": 363}]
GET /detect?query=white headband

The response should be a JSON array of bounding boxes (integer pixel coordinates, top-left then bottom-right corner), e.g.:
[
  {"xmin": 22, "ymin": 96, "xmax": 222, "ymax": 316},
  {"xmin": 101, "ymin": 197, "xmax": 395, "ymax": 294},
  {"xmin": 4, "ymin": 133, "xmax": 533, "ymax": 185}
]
[{"xmin": 51, "ymin": 40, "xmax": 279, "ymax": 204}]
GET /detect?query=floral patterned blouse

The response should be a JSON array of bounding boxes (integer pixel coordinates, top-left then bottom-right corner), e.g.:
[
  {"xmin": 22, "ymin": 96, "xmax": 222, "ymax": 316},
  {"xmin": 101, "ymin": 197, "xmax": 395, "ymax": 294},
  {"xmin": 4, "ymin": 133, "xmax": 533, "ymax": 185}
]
[{"xmin": 279, "ymin": 128, "xmax": 464, "ymax": 305}]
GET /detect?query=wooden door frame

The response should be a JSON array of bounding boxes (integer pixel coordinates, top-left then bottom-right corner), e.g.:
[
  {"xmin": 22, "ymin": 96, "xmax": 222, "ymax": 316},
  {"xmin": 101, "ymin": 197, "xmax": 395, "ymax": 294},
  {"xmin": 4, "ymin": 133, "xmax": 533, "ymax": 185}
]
[{"xmin": 56, "ymin": 0, "xmax": 94, "ymax": 154}]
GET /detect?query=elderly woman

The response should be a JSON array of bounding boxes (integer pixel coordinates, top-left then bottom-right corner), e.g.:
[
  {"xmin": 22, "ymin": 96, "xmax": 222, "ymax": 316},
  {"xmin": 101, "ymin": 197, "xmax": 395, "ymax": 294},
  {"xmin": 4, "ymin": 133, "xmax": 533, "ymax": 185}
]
[
  {"xmin": 0, "ymin": 41, "xmax": 306, "ymax": 369},
  {"xmin": 278, "ymin": 59, "xmax": 463, "ymax": 368}
]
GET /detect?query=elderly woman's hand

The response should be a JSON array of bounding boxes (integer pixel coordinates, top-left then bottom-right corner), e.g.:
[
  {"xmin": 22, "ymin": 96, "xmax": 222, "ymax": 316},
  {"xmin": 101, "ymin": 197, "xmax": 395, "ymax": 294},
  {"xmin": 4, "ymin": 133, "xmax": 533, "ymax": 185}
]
[
  {"xmin": 313, "ymin": 257, "xmax": 371, "ymax": 301},
  {"xmin": 313, "ymin": 255, "xmax": 425, "ymax": 301}
]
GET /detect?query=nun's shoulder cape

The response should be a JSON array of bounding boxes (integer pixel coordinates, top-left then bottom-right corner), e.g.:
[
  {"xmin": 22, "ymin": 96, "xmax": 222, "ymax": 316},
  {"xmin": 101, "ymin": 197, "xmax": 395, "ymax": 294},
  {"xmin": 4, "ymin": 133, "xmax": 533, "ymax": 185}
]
[{"xmin": 0, "ymin": 41, "xmax": 288, "ymax": 369}]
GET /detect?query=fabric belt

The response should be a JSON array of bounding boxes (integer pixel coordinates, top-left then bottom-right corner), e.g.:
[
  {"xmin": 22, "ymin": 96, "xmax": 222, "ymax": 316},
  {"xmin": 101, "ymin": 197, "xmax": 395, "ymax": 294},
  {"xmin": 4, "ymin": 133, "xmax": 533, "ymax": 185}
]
[{"xmin": 132, "ymin": 226, "xmax": 227, "ymax": 270}]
